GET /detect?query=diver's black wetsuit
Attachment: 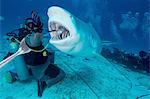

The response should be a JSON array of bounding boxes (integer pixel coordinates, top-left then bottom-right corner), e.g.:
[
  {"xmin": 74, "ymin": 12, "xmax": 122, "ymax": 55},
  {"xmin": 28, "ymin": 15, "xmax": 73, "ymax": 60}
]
[{"xmin": 23, "ymin": 44, "xmax": 48, "ymax": 66}]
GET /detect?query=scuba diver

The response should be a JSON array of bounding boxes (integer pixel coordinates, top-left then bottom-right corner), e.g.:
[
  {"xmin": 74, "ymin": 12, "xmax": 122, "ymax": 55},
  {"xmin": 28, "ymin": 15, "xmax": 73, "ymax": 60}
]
[{"xmin": 3, "ymin": 11, "xmax": 65, "ymax": 97}]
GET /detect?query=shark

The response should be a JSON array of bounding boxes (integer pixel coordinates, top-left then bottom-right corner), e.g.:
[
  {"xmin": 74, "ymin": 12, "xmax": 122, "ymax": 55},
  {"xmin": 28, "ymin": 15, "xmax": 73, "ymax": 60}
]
[{"xmin": 47, "ymin": 6, "xmax": 102, "ymax": 57}]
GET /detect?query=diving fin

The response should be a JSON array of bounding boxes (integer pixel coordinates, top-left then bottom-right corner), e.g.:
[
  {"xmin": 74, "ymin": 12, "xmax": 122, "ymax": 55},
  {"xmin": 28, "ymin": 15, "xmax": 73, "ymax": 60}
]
[
  {"xmin": 37, "ymin": 80, "xmax": 47, "ymax": 97},
  {"xmin": 4, "ymin": 71, "xmax": 18, "ymax": 83}
]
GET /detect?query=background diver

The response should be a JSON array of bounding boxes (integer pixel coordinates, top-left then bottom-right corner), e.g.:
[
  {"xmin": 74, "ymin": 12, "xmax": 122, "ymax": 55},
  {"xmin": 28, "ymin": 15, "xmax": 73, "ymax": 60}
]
[
  {"xmin": 101, "ymin": 47, "xmax": 150, "ymax": 73},
  {"xmin": 3, "ymin": 11, "xmax": 65, "ymax": 97}
]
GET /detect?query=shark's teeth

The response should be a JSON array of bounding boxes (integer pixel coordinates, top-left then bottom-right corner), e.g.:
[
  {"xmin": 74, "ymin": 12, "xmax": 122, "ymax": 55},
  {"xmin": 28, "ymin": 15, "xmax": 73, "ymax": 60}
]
[
  {"xmin": 67, "ymin": 31, "xmax": 70, "ymax": 36},
  {"xmin": 57, "ymin": 30, "xmax": 63, "ymax": 35},
  {"xmin": 49, "ymin": 22, "xmax": 70, "ymax": 40},
  {"xmin": 58, "ymin": 35, "xmax": 61, "ymax": 39},
  {"xmin": 62, "ymin": 32, "xmax": 65, "ymax": 39},
  {"xmin": 55, "ymin": 23, "xmax": 59, "ymax": 30},
  {"xmin": 50, "ymin": 22, "xmax": 56, "ymax": 30}
]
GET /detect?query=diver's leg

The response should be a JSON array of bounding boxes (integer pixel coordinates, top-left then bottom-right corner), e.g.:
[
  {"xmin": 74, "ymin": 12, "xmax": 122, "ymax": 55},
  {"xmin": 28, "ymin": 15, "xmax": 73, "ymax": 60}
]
[
  {"xmin": 29, "ymin": 63, "xmax": 49, "ymax": 80},
  {"xmin": 42, "ymin": 64, "xmax": 66, "ymax": 87},
  {"xmin": 36, "ymin": 64, "xmax": 65, "ymax": 97},
  {"xmin": 29, "ymin": 53, "xmax": 53, "ymax": 80},
  {"xmin": 28, "ymin": 64, "xmax": 48, "ymax": 97},
  {"xmin": 13, "ymin": 55, "xmax": 30, "ymax": 81},
  {"xmin": 30, "ymin": 66, "xmax": 44, "ymax": 80}
]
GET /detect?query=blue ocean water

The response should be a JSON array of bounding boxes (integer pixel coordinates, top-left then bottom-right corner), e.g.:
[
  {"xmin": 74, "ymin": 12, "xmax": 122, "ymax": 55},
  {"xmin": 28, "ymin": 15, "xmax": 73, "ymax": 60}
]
[
  {"xmin": 0, "ymin": 0, "xmax": 149, "ymax": 53},
  {"xmin": 0, "ymin": 0, "xmax": 150, "ymax": 98}
]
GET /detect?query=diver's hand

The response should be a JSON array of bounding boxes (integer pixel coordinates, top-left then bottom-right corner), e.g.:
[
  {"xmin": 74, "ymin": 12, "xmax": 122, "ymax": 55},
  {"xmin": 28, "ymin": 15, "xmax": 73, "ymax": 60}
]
[{"xmin": 26, "ymin": 33, "xmax": 42, "ymax": 47}]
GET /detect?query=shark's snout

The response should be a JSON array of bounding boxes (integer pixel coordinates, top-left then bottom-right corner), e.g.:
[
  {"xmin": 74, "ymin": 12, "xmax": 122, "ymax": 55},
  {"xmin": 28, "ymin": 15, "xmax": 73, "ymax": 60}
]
[{"xmin": 47, "ymin": 6, "xmax": 100, "ymax": 56}]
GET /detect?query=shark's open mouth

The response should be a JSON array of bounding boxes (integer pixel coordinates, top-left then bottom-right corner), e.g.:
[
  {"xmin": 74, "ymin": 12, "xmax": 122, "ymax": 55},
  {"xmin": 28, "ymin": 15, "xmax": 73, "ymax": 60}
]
[{"xmin": 49, "ymin": 22, "xmax": 70, "ymax": 40}]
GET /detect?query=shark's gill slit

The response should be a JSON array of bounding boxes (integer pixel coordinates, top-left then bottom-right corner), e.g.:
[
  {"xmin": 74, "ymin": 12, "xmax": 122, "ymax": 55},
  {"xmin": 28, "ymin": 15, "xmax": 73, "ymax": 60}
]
[{"xmin": 49, "ymin": 22, "xmax": 70, "ymax": 40}]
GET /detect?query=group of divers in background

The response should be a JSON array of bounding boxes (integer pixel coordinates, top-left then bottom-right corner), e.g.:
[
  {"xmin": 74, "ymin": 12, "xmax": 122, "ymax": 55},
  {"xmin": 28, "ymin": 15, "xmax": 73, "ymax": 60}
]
[
  {"xmin": 101, "ymin": 47, "xmax": 150, "ymax": 73},
  {"xmin": 1, "ymin": 10, "xmax": 149, "ymax": 97}
]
